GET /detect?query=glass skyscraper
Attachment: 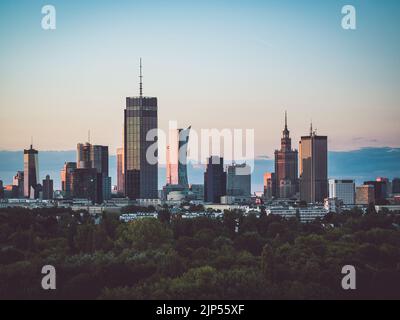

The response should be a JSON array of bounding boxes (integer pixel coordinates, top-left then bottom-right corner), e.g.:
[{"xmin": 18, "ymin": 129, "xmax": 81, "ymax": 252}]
[{"xmin": 124, "ymin": 60, "xmax": 158, "ymax": 199}]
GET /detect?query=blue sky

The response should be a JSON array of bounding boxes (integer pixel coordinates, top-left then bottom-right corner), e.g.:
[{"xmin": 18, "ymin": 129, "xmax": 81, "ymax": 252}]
[{"xmin": 0, "ymin": 0, "xmax": 399, "ymax": 156}]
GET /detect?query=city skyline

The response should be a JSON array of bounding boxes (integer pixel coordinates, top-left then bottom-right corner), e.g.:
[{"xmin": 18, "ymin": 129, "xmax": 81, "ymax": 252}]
[{"xmin": 1, "ymin": 0, "xmax": 400, "ymax": 155}]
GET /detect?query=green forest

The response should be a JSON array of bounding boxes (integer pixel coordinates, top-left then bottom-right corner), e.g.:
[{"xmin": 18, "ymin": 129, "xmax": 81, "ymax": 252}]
[{"xmin": 0, "ymin": 206, "xmax": 399, "ymax": 300}]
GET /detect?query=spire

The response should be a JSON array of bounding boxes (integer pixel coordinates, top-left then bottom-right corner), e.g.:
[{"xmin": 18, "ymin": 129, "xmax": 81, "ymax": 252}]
[
  {"xmin": 285, "ymin": 110, "xmax": 288, "ymax": 130},
  {"xmin": 310, "ymin": 120, "xmax": 313, "ymax": 136},
  {"xmin": 88, "ymin": 129, "xmax": 91, "ymax": 144},
  {"xmin": 30, "ymin": 136, "xmax": 33, "ymax": 149},
  {"xmin": 139, "ymin": 58, "xmax": 143, "ymax": 97}
]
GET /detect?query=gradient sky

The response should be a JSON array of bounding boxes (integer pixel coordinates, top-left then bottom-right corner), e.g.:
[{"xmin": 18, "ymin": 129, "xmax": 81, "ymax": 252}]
[{"xmin": 0, "ymin": 0, "xmax": 399, "ymax": 158}]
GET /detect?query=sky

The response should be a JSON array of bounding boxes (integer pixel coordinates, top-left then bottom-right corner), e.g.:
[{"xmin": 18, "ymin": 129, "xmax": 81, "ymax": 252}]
[{"xmin": 0, "ymin": 0, "xmax": 399, "ymax": 158}]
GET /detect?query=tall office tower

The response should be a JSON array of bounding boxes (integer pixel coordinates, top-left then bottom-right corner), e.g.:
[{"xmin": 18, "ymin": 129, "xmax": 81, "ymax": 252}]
[
  {"xmin": 226, "ymin": 163, "xmax": 251, "ymax": 196},
  {"xmin": 392, "ymin": 178, "xmax": 400, "ymax": 194},
  {"xmin": 124, "ymin": 59, "xmax": 158, "ymax": 199},
  {"xmin": 299, "ymin": 124, "xmax": 328, "ymax": 203},
  {"xmin": 116, "ymin": 147, "xmax": 125, "ymax": 195},
  {"xmin": 61, "ymin": 162, "xmax": 77, "ymax": 199},
  {"xmin": 328, "ymin": 179, "xmax": 355, "ymax": 205},
  {"xmin": 71, "ymin": 168, "xmax": 99, "ymax": 203},
  {"xmin": 363, "ymin": 180, "xmax": 386, "ymax": 204},
  {"xmin": 376, "ymin": 177, "xmax": 390, "ymax": 197},
  {"xmin": 356, "ymin": 185, "xmax": 375, "ymax": 205},
  {"xmin": 77, "ymin": 143, "xmax": 92, "ymax": 169},
  {"xmin": 24, "ymin": 144, "xmax": 39, "ymax": 198},
  {"xmin": 274, "ymin": 112, "xmax": 298, "ymax": 199},
  {"xmin": 263, "ymin": 172, "xmax": 276, "ymax": 200},
  {"xmin": 204, "ymin": 156, "xmax": 227, "ymax": 203},
  {"xmin": 76, "ymin": 143, "xmax": 111, "ymax": 202},
  {"xmin": 91, "ymin": 145, "xmax": 111, "ymax": 201},
  {"xmin": 0, "ymin": 180, "xmax": 3, "ymax": 199},
  {"xmin": 13, "ymin": 171, "xmax": 24, "ymax": 198},
  {"xmin": 166, "ymin": 126, "xmax": 191, "ymax": 187},
  {"xmin": 42, "ymin": 175, "xmax": 54, "ymax": 200}
]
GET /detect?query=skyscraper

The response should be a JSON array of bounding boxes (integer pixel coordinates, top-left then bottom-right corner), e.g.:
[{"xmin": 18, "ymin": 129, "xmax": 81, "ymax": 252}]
[
  {"xmin": 124, "ymin": 59, "xmax": 158, "ymax": 199},
  {"xmin": 274, "ymin": 112, "xmax": 298, "ymax": 199},
  {"xmin": 204, "ymin": 156, "xmax": 227, "ymax": 203},
  {"xmin": 116, "ymin": 147, "xmax": 125, "ymax": 195},
  {"xmin": 263, "ymin": 172, "xmax": 276, "ymax": 200},
  {"xmin": 61, "ymin": 162, "xmax": 76, "ymax": 199},
  {"xmin": 12, "ymin": 171, "xmax": 24, "ymax": 198},
  {"xmin": 77, "ymin": 143, "xmax": 92, "ymax": 169},
  {"xmin": 226, "ymin": 163, "xmax": 251, "ymax": 197},
  {"xmin": 42, "ymin": 175, "xmax": 54, "ymax": 200},
  {"xmin": 76, "ymin": 143, "xmax": 111, "ymax": 202},
  {"xmin": 299, "ymin": 124, "xmax": 328, "ymax": 203},
  {"xmin": 24, "ymin": 144, "xmax": 39, "ymax": 198},
  {"xmin": 166, "ymin": 126, "xmax": 191, "ymax": 188}
]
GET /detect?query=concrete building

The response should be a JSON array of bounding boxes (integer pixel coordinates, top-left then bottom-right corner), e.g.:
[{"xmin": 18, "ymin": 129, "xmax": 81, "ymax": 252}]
[{"xmin": 356, "ymin": 185, "xmax": 375, "ymax": 205}]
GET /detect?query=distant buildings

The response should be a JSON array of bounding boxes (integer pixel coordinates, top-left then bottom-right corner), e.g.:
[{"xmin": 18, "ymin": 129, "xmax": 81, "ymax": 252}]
[
  {"xmin": 356, "ymin": 185, "xmax": 375, "ymax": 205},
  {"xmin": 204, "ymin": 156, "xmax": 227, "ymax": 203},
  {"xmin": 166, "ymin": 126, "xmax": 191, "ymax": 188},
  {"xmin": 23, "ymin": 144, "xmax": 39, "ymax": 199},
  {"xmin": 392, "ymin": 178, "xmax": 400, "ymax": 195},
  {"xmin": 363, "ymin": 180, "xmax": 386, "ymax": 204},
  {"xmin": 328, "ymin": 179, "xmax": 355, "ymax": 205},
  {"xmin": 124, "ymin": 59, "xmax": 158, "ymax": 200},
  {"xmin": 263, "ymin": 172, "xmax": 276, "ymax": 200},
  {"xmin": 116, "ymin": 147, "xmax": 124, "ymax": 195},
  {"xmin": 76, "ymin": 142, "xmax": 111, "ymax": 202},
  {"xmin": 299, "ymin": 124, "xmax": 328, "ymax": 203},
  {"xmin": 12, "ymin": 171, "xmax": 24, "ymax": 198},
  {"xmin": 274, "ymin": 112, "xmax": 298, "ymax": 199},
  {"xmin": 42, "ymin": 175, "xmax": 53, "ymax": 200},
  {"xmin": 71, "ymin": 168, "xmax": 99, "ymax": 203},
  {"xmin": 226, "ymin": 163, "xmax": 251, "ymax": 197},
  {"xmin": 61, "ymin": 162, "xmax": 76, "ymax": 199}
]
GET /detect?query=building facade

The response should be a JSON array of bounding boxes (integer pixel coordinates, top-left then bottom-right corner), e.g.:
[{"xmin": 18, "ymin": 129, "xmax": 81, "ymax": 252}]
[
  {"xmin": 299, "ymin": 125, "xmax": 328, "ymax": 203},
  {"xmin": 226, "ymin": 163, "xmax": 251, "ymax": 197},
  {"xmin": 328, "ymin": 179, "xmax": 355, "ymax": 205},
  {"xmin": 42, "ymin": 175, "xmax": 54, "ymax": 200},
  {"xmin": 61, "ymin": 162, "xmax": 77, "ymax": 199},
  {"xmin": 116, "ymin": 147, "xmax": 125, "ymax": 195},
  {"xmin": 204, "ymin": 156, "xmax": 227, "ymax": 203},
  {"xmin": 263, "ymin": 172, "xmax": 276, "ymax": 200},
  {"xmin": 356, "ymin": 185, "xmax": 375, "ymax": 205},
  {"xmin": 166, "ymin": 126, "xmax": 191, "ymax": 188}
]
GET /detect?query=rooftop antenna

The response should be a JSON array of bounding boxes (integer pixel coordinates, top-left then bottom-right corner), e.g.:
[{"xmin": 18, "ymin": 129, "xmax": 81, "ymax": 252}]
[
  {"xmin": 310, "ymin": 120, "xmax": 313, "ymax": 136},
  {"xmin": 285, "ymin": 110, "xmax": 288, "ymax": 130},
  {"xmin": 30, "ymin": 136, "xmax": 33, "ymax": 149},
  {"xmin": 88, "ymin": 130, "xmax": 91, "ymax": 144},
  {"xmin": 139, "ymin": 58, "xmax": 143, "ymax": 97}
]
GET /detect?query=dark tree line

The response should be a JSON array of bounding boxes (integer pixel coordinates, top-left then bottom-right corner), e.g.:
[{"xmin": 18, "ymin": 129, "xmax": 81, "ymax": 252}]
[{"xmin": 0, "ymin": 207, "xmax": 399, "ymax": 299}]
